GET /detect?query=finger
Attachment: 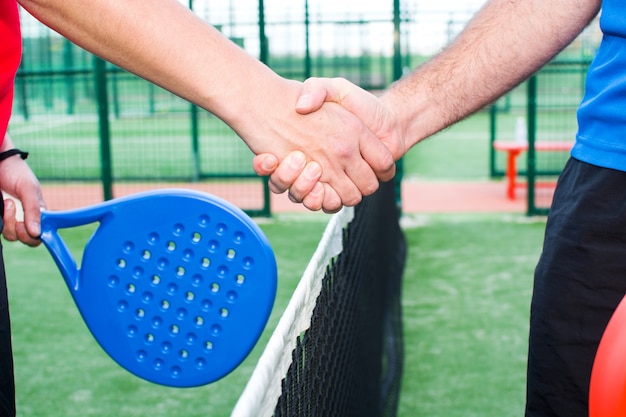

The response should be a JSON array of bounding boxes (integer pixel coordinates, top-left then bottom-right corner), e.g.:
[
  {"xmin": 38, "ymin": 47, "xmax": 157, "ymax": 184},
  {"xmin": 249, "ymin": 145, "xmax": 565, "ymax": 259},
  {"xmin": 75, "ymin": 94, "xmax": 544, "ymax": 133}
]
[
  {"xmin": 15, "ymin": 222, "xmax": 40, "ymax": 247},
  {"xmin": 285, "ymin": 161, "xmax": 322, "ymax": 204},
  {"xmin": 301, "ymin": 182, "xmax": 325, "ymax": 212},
  {"xmin": 321, "ymin": 184, "xmax": 343, "ymax": 214},
  {"xmin": 2, "ymin": 199, "xmax": 18, "ymax": 242},
  {"xmin": 20, "ymin": 188, "xmax": 45, "ymax": 240},
  {"xmin": 267, "ymin": 151, "xmax": 307, "ymax": 194},
  {"xmin": 358, "ymin": 133, "xmax": 396, "ymax": 182},
  {"xmin": 252, "ymin": 153, "xmax": 279, "ymax": 177}
]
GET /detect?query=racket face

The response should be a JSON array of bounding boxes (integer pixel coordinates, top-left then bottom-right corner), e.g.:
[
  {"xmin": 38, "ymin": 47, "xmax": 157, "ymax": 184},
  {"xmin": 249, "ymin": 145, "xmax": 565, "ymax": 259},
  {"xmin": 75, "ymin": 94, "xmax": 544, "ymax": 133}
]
[{"xmin": 41, "ymin": 189, "xmax": 276, "ymax": 387}]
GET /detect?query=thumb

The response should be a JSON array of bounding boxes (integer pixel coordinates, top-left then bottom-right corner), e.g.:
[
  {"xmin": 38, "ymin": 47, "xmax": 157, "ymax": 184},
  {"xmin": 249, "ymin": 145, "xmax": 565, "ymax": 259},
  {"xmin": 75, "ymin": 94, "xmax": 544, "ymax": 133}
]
[{"xmin": 295, "ymin": 77, "xmax": 338, "ymax": 114}]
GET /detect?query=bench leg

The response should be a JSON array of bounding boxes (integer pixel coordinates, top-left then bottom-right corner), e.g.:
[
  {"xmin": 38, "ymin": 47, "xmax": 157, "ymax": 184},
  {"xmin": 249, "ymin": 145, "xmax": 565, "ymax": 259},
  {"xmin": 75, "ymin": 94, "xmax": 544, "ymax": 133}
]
[{"xmin": 506, "ymin": 150, "xmax": 521, "ymax": 200}]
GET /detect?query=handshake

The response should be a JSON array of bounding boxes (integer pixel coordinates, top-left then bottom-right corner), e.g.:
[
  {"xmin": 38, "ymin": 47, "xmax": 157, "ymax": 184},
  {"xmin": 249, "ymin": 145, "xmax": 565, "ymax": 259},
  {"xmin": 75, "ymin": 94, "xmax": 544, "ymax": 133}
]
[{"xmin": 251, "ymin": 77, "xmax": 412, "ymax": 214}]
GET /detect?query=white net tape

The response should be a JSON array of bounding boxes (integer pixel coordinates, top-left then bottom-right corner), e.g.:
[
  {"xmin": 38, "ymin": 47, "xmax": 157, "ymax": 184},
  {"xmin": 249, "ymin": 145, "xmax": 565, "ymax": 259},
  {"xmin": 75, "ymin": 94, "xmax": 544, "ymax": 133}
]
[{"xmin": 231, "ymin": 207, "xmax": 354, "ymax": 417}]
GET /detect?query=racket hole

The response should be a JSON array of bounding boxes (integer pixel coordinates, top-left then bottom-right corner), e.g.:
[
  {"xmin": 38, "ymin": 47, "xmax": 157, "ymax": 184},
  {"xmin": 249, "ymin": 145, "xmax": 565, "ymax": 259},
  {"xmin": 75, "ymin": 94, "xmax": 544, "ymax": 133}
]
[
  {"xmin": 157, "ymin": 258, "xmax": 169, "ymax": 270},
  {"xmin": 136, "ymin": 350, "xmax": 147, "ymax": 362},
  {"xmin": 170, "ymin": 366, "xmax": 182, "ymax": 378},
  {"xmin": 242, "ymin": 257, "xmax": 254, "ymax": 270},
  {"xmin": 208, "ymin": 240, "xmax": 219, "ymax": 253},
  {"xmin": 176, "ymin": 266, "xmax": 185, "ymax": 277},
  {"xmin": 179, "ymin": 350, "xmax": 189, "ymax": 360},
  {"xmin": 153, "ymin": 359, "xmax": 164, "ymax": 371},
  {"xmin": 160, "ymin": 300, "xmax": 170, "ymax": 311},
  {"xmin": 108, "ymin": 275, "xmax": 120, "ymax": 288},
  {"xmin": 204, "ymin": 341, "xmax": 214, "ymax": 351},
  {"xmin": 148, "ymin": 232, "xmax": 159, "ymax": 244},
  {"xmin": 219, "ymin": 308, "xmax": 229, "ymax": 318},
  {"xmin": 226, "ymin": 249, "xmax": 236, "ymax": 260},
  {"xmin": 186, "ymin": 333, "xmax": 197, "ymax": 345},
  {"xmin": 167, "ymin": 241, "xmax": 176, "ymax": 252},
  {"xmin": 145, "ymin": 333, "xmax": 155, "ymax": 344},
  {"xmin": 192, "ymin": 232, "xmax": 201, "ymax": 243},
  {"xmin": 151, "ymin": 275, "xmax": 161, "ymax": 286},
  {"xmin": 167, "ymin": 283, "xmax": 178, "ymax": 295},
  {"xmin": 216, "ymin": 223, "xmax": 227, "ymax": 236},
  {"xmin": 235, "ymin": 274, "xmax": 245, "ymax": 285},
  {"xmin": 127, "ymin": 325, "xmax": 138, "ymax": 337},
  {"xmin": 185, "ymin": 291, "xmax": 195, "ymax": 302},
  {"xmin": 176, "ymin": 308, "xmax": 188, "ymax": 320},
  {"xmin": 117, "ymin": 258, "xmax": 127, "ymax": 269},
  {"xmin": 123, "ymin": 241, "xmax": 135, "ymax": 253},
  {"xmin": 195, "ymin": 316, "xmax": 205, "ymax": 327},
  {"xmin": 192, "ymin": 274, "xmax": 203, "ymax": 287},
  {"xmin": 173, "ymin": 223, "xmax": 185, "ymax": 236},
  {"xmin": 233, "ymin": 231, "xmax": 245, "ymax": 243},
  {"xmin": 211, "ymin": 283, "xmax": 220, "ymax": 293},
  {"xmin": 142, "ymin": 250, "xmax": 151, "ymax": 260},
  {"xmin": 170, "ymin": 324, "xmax": 179, "ymax": 335},
  {"xmin": 196, "ymin": 358, "xmax": 206, "ymax": 369},
  {"xmin": 201, "ymin": 257, "xmax": 211, "ymax": 268},
  {"xmin": 142, "ymin": 292, "xmax": 153, "ymax": 304},
  {"xmin": 135, "ymin": 308, "xmax": 145, "ymax": 319},
  {"xmin": 126, "ymin": 283, "xmax": 136, "ymax": 294},
  {"xmin": 132, "ymin": 267, "xmax": 144, "ymax": 278}
]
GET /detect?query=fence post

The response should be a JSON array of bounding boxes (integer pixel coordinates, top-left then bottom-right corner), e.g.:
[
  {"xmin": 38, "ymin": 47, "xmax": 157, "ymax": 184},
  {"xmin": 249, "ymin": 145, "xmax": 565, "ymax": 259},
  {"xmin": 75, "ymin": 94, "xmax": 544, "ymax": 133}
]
[
  {"xmin": 94, "ymin": 56, "xmax": 114, "ymax": 201},
  {"xmin": 393, "ymin": 0, "xmax": 404, "ymax": 210},
  {"xmin": 489, "ymin": 105, "xmax": 497, "ymax": 177},
  {"xmin": 526, "ymin": 75, "xmax": 537, "ymax": 216}
]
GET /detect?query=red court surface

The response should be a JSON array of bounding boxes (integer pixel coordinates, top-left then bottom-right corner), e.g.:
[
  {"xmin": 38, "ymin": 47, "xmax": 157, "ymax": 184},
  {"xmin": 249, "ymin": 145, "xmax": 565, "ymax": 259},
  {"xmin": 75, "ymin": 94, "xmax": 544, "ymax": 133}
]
[{"xmin": 38, "ymin": 179, "xmax": 549, "ymax": 214}]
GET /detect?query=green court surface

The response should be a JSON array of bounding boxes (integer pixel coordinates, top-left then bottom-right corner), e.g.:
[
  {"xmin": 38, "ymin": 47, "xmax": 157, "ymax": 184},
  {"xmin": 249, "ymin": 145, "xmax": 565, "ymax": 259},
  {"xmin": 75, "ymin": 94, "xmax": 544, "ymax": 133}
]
[{"xmin": 4, "ymin": 211, "xmax": 545, "ymax": 416}]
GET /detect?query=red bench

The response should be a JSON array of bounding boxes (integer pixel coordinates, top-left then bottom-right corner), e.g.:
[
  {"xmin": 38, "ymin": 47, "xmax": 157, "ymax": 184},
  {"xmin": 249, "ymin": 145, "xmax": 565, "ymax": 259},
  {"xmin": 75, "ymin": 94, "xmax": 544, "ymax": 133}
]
[{"xmin": 493, "ymin": 140, "xmax": 573, "ymax": 200}]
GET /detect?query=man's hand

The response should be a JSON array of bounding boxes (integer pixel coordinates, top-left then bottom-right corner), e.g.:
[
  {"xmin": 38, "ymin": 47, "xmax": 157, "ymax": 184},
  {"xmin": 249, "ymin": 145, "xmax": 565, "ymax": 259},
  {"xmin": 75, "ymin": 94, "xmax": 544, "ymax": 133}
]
[
  {"xmin": 254, "ymin": 77, "xmax": 404, "ymax": 211},
  {"xmin": 0, "ymin": 137, "xmax": 46, "ymax": 247}
]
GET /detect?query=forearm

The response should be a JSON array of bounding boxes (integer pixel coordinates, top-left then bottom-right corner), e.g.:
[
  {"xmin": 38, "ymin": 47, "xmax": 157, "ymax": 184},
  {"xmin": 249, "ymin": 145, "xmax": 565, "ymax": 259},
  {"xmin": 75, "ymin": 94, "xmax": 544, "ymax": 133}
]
[
  {"xmin": 384, "ymin": 0, "xmax": 601, "ymax": 150},
  {"xmin": 17, "ymin": 0, "xmax": 291, "ymax": 151}
]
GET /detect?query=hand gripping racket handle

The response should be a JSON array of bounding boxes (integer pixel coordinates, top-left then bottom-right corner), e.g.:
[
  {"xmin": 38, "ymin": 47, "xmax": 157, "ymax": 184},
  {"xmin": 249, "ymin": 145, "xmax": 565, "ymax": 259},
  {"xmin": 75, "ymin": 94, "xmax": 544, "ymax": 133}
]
[{"xmin": 40, "ymin": 203, "xmax": 114, "ymax": 291}]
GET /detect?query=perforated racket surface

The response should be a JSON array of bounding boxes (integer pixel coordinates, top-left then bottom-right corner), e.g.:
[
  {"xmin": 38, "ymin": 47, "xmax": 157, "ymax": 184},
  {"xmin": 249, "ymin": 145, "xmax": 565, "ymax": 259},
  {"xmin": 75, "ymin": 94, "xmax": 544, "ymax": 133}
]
[{"xmin": 40, "ymin": 189, "xmax": 277, "ymax": 387}]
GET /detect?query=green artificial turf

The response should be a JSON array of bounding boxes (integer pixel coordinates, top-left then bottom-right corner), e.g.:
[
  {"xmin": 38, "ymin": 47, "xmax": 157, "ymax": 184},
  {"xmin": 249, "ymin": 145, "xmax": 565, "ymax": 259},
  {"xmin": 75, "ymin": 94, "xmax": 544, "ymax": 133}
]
[{"xmin": 4, "ymin": 212, "xmax": 546, "ymax": 416}]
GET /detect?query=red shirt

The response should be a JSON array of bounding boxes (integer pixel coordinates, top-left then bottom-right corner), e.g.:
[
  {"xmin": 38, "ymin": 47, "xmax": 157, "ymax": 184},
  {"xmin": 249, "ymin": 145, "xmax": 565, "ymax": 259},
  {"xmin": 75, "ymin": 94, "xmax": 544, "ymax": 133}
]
[{"xmin": 0, "ymin": 0, "xmax": 21, "ymax": 143}]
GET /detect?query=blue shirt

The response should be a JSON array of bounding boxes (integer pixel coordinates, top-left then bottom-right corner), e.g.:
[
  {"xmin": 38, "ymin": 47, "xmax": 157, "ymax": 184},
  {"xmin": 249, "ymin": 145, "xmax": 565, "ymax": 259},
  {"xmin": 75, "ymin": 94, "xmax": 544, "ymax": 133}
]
[{"xmin": 573, "ymin": 1, "xmax": 626, "ymax": 171}]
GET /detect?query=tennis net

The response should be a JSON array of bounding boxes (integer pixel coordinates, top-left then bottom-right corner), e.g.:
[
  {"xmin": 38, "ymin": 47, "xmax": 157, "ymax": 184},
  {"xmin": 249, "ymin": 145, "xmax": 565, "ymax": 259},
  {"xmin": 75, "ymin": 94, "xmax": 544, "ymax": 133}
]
[{"xmin": 232, "ymin": 180, "xmax": 406, "ymax": 417}]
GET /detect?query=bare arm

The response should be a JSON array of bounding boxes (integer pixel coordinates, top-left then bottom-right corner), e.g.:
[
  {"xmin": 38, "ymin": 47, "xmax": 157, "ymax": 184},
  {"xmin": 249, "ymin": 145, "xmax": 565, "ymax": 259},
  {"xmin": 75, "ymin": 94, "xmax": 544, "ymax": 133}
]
[
  {"xmin": 17, "ymin": 0, "xmax": 395, "ymax": 211},
  {"xmin": 384, "ymin": 0, "xmax": 602, "ymax": 150},
  {"xmin": 254, "ymin": 0, "xmax": 602, "ymax": 205}
]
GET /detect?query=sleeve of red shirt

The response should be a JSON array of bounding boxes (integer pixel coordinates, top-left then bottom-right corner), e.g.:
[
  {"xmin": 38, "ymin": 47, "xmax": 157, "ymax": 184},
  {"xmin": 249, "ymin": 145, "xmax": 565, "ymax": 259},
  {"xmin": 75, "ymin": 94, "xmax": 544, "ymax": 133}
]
[{"xmin": 0, "ymin": 0, "xmax": 22, "ymax": 145}]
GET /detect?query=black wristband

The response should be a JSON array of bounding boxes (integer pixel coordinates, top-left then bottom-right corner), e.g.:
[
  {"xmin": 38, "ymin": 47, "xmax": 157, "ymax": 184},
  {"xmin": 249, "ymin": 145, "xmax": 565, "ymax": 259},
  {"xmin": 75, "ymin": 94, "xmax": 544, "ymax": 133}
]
[{"xmin": 0, "ymin": 148, "xmax": 28, "ymax": 162}]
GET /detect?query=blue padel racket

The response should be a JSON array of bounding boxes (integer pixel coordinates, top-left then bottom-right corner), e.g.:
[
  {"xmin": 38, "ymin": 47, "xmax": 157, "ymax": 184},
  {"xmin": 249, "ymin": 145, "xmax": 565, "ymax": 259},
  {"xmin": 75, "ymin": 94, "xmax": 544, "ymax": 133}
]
[{"xmin": 39, "ymin": 189, "xmax": 277, "ymax": 388}]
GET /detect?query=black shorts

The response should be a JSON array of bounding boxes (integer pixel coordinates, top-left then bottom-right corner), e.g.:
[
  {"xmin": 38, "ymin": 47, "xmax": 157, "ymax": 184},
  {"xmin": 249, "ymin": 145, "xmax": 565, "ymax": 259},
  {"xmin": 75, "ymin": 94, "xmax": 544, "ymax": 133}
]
[
  {"xmin": 0, "ymin": 196, "xmax": 14, "ymax": 417},
  {"xmin": 526, "ymin": 157, "xmax": 626, "ymax": 417}
]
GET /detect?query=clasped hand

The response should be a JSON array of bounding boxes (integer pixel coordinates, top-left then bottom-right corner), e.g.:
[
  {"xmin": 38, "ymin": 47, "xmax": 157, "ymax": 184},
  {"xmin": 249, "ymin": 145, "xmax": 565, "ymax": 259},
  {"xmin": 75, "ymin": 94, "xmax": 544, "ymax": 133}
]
[{"xmin": 253, "ymin": 77, "xmax": 404, "ymax": 213}]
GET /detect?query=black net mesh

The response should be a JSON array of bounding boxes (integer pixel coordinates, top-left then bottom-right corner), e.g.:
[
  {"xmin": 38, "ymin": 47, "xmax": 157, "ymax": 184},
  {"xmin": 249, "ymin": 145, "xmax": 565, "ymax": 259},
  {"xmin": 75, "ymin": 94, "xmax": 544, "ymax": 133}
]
[{"xmin": 274, "ymin": 180, "xmax": 406, "ymax": 417}]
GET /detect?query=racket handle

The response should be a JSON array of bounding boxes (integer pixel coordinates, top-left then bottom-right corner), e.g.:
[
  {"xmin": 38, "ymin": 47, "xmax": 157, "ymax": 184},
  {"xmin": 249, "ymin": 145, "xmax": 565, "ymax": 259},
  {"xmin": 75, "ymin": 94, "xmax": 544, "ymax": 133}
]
[
  {"xmin": 40, "ymin": 206, "xmax": 111, "ymax": 290},
  {"xmin": 41, "ymin": 227, "xmax": 79, "ymax": 290}
]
